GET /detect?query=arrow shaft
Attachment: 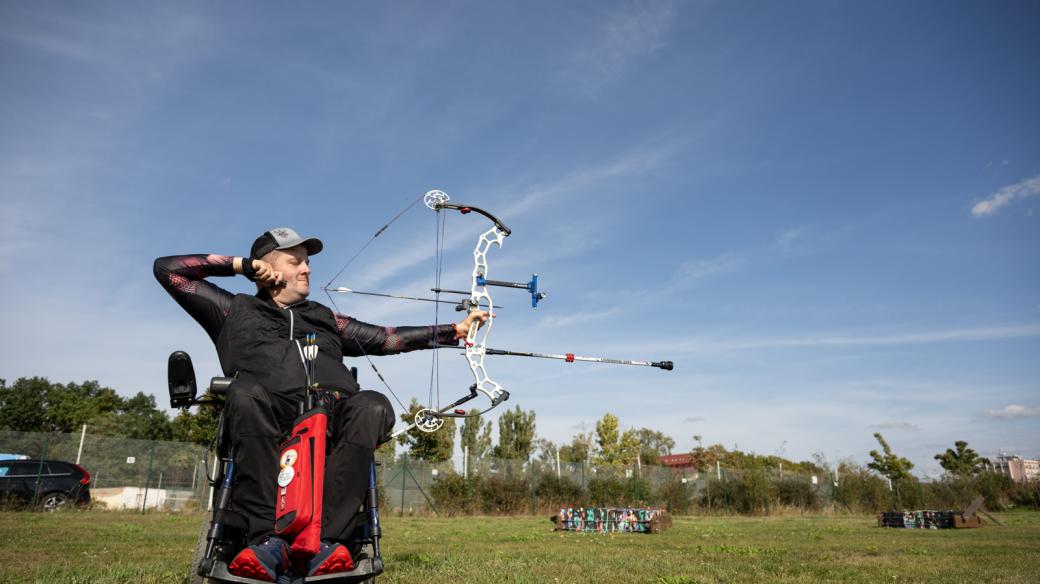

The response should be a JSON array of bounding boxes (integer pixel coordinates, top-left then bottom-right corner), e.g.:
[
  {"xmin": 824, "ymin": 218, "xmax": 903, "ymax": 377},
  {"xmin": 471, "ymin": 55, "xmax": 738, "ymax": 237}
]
[{"xmin": 325, "ymin": 287, "xmax": 462, "ymax": 306}]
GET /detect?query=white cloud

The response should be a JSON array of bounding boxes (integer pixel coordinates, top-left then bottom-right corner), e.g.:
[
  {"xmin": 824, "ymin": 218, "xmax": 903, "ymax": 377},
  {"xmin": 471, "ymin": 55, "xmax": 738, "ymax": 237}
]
[
  {"xmin": 971, "ymin": 175, "xmax": 1040, "ymax": 217},
  {"xmin": 982, "ymin": 405, "xmax": 1040, "ymax": 420}
]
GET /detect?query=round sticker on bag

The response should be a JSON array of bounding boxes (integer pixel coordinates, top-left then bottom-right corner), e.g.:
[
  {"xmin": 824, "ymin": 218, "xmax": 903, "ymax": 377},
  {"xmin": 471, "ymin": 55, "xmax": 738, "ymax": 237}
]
[
  {"xmin": 277, "ymin": 465, "xmax": 295, "ymax": 488},
  {"xmin": 279, "ymin": 449, "xmax": 298, "ymax": 468}
]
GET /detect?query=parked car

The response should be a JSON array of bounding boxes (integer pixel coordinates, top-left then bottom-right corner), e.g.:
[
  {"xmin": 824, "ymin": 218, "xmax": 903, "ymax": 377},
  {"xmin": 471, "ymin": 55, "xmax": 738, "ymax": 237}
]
[{"xmin": 0, "ymin": 459, "xmax": 91, "ymax": 511}]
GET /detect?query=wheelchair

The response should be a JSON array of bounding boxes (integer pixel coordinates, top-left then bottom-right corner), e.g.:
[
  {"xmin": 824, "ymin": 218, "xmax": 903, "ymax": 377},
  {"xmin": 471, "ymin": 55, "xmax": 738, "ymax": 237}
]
[{"xmin": 168, "ymin": 351, "xmax": 384, "ymax": 584}]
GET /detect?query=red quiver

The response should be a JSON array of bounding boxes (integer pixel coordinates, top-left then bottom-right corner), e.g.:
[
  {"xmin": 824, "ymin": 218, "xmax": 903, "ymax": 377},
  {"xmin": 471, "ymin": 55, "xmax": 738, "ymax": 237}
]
[{"xmin": 275, "ymin": 404, "xmax": 328, "ymax": 562}]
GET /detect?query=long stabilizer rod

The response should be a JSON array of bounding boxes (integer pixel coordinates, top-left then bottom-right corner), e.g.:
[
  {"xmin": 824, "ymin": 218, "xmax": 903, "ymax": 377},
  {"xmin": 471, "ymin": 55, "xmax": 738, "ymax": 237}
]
[{"xmin": 480, "ymin": 347, "xmax": 673, "ymax": 370}]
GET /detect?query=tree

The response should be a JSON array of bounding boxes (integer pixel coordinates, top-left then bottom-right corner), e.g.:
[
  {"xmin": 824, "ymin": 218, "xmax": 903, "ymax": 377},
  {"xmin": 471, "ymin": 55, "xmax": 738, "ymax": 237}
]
[
  {"xmin": 46, "ymin": 380, "xmax": 123, "ymax": 432},
  {"xmin": 0, "ymin": 377, "xmax": 171, "ymax": 438},
  {"xmin": 593, "ymin": 412, "xmax": 639, "ymax": 466},
  {"xmin": 459, "ymin": 409, "xmax": 493, "ymax": 458},
  {"xmin": 533, "ymin": 437, "xmax": 558, "ymax": 469},
  {"xmin": 171, "ymin": 404, "xmax": 220, "ymax": 446},
  {"xmin": 634, "ymin": 428, "xmax": 675, "ymax": 465},
  {"xmin": 493, "ymin": 406, "xmax": 536, "ymax": 460},
  {"xmin": 397, "ymin": 399, "xmax": 455, "ymax": 461},
  {"xmin": 117, "ymin": 392, "xmax": 174, "ymax": 440},
  {"xmin": 558, "ymin": 431, "xmax": 593, "ymax": 464},
  {"xmin": 935, "ymin": 440, "xmax": 989, "ymax": 478},
  {"xmin": 0, "ymin": 377, "xmax": 50, "ymax": 431},
  {"xmin": 867, "ymin": 433, "xmax": 914, "ymax": 482},
  {"xmin": 689, "ymin": 443, "xmax": 729, "ymax": 471}
]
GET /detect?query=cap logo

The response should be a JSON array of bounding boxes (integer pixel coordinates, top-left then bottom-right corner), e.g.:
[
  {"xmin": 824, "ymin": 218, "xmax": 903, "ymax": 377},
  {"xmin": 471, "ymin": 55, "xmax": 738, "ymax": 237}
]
[{"xmin": 274, "ymin": 229, "xmax": 291, "ymax": 238}]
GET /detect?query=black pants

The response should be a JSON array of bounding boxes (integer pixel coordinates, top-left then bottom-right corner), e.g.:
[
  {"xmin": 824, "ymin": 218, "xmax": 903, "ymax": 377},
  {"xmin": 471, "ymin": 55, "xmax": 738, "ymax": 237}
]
[{"xmin": 224, "ymin": 381, "xmax": 395, "ymax": 544}]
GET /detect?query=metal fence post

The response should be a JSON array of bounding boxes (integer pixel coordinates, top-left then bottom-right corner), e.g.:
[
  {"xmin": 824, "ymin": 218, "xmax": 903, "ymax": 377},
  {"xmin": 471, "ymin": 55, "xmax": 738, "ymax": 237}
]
[
  {"xmin": 400, "ymin": 455, "xmax": 407, "ymax": 517},
  {"xmin": 141, "ymin": 441, "xmax": 156, "ymax": 514},
  {"xmin": 529, "ymin": 457, "xmax": 536, "ymax": 515},
  {"xmin": 30, "ymin": 433, "xmax": 50, "ymax": 508}
]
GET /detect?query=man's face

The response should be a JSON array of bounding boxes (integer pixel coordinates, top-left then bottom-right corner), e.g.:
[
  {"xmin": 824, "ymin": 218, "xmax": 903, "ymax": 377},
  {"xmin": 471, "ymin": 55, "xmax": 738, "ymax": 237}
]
[{"xmin": 268, "ymin": 245, "xmax": 311, "ymax": 304}]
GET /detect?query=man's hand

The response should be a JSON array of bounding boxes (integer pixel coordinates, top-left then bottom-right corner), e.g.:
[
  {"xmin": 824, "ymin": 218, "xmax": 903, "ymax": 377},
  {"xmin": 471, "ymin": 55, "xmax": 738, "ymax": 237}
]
[
  {"xmin": 240, "ymin": 257, "xmax": 284, "ymax": 287},
  {"xmin": 454, "ymin": 310, "xmax": 490, "ymax": 340},
  {"xmin": 252, "ymin": 259, "xmax": 284, "ymax": 287}
]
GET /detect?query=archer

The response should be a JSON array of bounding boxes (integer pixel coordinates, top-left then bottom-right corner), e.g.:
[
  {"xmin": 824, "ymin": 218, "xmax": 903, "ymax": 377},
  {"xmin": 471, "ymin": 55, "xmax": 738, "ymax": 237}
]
[{"xmin": 154, "ymin": 227, "xmax": 487, "ymax": 581}]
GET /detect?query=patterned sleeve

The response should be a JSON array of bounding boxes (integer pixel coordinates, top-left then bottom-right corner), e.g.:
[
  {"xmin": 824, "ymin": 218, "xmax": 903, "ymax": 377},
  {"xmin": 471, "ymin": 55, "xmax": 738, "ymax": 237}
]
[
  {"xmin": 153, "ymin": 254, "xmax": 237, "ymax": 342},
  {"xmin": 334, "ymin": 313, "xmax": 459, "ymax": 357}
]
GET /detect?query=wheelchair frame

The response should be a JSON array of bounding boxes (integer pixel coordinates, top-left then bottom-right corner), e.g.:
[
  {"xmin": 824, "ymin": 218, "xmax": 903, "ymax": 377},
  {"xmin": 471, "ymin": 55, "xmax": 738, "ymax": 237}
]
[{"xmin": 169, "ymin": 351, "xmax": 384, "ymax": 584}]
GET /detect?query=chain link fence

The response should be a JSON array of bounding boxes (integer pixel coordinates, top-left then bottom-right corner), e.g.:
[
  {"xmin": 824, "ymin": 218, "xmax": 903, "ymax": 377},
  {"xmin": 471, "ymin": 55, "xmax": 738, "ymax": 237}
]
[
  {"xmin": 1, "ymin": 430, "xmax": 208, "ymax": 511},
  {"xmin": 7, "ymin": 430, "xmax": 1018, "ymax": 515}
]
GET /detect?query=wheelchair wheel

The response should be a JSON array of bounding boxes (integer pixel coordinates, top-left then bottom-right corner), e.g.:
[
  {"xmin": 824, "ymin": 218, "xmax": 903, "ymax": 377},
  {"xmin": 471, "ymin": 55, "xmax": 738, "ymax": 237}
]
[{"xmin": 189, "ymin": 510, "xmax": 213, "ymax": 584}]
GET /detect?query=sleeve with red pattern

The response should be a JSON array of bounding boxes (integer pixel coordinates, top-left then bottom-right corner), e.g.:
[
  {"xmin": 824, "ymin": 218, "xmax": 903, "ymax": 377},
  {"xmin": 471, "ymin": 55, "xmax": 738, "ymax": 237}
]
[
  {"xmin": 153, "ymin": 254, "xmax": 236, "ymax": 342},
  {"xmin": 334, "ymin": 313, "xmax": 459, "ymax": 357}
]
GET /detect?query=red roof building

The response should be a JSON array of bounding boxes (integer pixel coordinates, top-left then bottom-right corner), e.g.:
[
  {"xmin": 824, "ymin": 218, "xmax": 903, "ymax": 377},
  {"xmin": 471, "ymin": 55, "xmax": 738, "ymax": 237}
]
[{"xmin": 658, "ymin": 453, "xmax": 697, "ymax": 470}]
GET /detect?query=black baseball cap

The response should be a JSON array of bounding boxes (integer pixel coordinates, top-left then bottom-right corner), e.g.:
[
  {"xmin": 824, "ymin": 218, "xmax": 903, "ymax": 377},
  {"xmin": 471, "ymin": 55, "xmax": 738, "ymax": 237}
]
[{"xmin": 250, "ymin": 227, "xmax": 323, "ymax": 259}]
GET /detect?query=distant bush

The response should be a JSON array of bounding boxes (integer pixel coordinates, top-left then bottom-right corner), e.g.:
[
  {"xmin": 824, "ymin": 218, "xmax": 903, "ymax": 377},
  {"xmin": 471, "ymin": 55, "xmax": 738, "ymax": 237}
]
[
  {"xmin": 534, "ymin": 474, "xmax": 584, "ymax": 510},
  {"xmin": 415, "ymin": 458, "xmax": 1039, "ymax": 517},
  {"xmin": 587, "ymin": 476, "xmax": 626, "ymax": 507},
  {"xmin": 775, "ymin": 476, "xmax": 821, "ymax": 512},
  {"xmin": 429, "ymin": 473, "xmax": 479, "ymax": 516},
  {"xmin": 478, "ymin": 475, "xmax": 529, "ymax": 515},
  {"xmin": 834, "ymin": 464, "xmax": 891, "ymax": 513},
  {"xmin": 655, "ymin": 476, "xmax": 693, "ymax": 514}
]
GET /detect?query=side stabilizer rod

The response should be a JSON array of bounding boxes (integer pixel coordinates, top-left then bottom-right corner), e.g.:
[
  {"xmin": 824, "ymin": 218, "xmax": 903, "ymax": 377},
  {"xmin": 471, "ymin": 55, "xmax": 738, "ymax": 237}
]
[{"xmin": 479, "ymin": 347, "xmax": 674, "ymax": 370}]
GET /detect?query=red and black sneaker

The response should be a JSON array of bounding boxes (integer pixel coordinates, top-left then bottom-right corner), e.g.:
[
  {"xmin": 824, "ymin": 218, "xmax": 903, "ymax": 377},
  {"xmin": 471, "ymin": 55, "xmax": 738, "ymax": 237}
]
[
  {"xmin": 228, "ymin": 536, "xmax": 289, "ymax": 582},
  {"xmin": 306, "ymin": 541, "xmax": 354, "ymax": 576}
]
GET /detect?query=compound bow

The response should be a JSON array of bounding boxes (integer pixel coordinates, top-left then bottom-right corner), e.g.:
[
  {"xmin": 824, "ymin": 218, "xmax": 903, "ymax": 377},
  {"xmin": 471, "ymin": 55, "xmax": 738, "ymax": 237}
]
[{"xmin": 323, "ymin": 190, "xmax": 671, "ymax": 438}]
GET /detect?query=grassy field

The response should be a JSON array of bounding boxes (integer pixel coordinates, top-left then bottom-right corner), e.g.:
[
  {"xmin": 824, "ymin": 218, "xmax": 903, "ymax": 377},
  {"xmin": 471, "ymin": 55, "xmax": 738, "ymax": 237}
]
[{"xmin": 1, "ymin": 511, "xmax": 1038, "ymax": 583}]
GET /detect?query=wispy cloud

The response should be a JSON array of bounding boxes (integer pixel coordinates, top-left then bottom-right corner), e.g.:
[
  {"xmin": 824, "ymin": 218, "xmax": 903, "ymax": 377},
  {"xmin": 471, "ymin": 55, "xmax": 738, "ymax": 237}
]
[
  {"xmin": 982, "ymin": 405, "xmax": 1040, "ymax": 420},
  {"xmin": 335, "ymin": 145, "xmax": 676, "ymax": 292},
  {"xmin": 971, "ymin": 175, "xmax": 1040, "ymax": 217},
  {"xmin": 684, "ymin": 416, "xmax": 706, "ymax": 423},
  {"xmin": 538, "ymin": 307, "xmax": 622, "ymax": 329},
  {"xmin": 0, "ymin": 6, "xmax": 211, "ymax": 73},
  {"xmin": 675, "ymin": 251, "xmax": 747, "ymax": 283},
  {"xmin": 774, "ymin": 228, "xmax": 806, "ymax": 257},
  {"xmin": 869, "ymin": 421, "xmax": 921, "ymax": 431},
  {"xmin": 503, "ymin": 144, "xmax": 676, "ymax": 217},
  {"xmin": 684, "ymin": 324, "xmax": 1040, "ymax": 351},
  {"xmin": 563, "ymin": 0, "xmax": 676, "ymax": 96}
]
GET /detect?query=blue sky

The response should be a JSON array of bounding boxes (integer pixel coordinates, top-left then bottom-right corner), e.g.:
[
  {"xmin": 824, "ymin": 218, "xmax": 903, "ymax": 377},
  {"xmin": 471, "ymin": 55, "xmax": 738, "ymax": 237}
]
[{"xmin": 1, "ymin": 1, "xmax": 1037, "ymax": 476}]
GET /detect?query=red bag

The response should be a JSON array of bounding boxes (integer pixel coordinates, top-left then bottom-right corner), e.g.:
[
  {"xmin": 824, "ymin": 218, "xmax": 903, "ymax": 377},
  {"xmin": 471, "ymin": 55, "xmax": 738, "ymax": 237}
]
[{"xmin": 275, "ymin": 406, "xmax": 328, "ymax": 560}]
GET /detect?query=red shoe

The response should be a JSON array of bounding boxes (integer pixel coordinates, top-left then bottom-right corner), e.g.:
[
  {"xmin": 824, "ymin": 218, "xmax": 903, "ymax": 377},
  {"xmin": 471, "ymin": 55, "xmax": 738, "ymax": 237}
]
[
  {"xmin": 307, "ymin": 541, "xmax": 354, "ymax": 576},
  {"xmin": 228, "ymin": 536, "xmax": 289, "ymax": 582}
]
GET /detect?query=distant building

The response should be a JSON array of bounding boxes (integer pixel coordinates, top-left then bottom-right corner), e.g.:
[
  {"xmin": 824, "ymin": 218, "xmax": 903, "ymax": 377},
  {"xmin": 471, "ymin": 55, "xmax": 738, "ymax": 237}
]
[
  {"xmin": 91, "ymin": 486, "xmax": 198, "ymax": 511},
  {"xmin": 989, "ymin": 455, "xmax": 1040, "ymax": 483},
  {"xmin": 658, "ymin": 453, "xmax": 697, "ymax": 471}
]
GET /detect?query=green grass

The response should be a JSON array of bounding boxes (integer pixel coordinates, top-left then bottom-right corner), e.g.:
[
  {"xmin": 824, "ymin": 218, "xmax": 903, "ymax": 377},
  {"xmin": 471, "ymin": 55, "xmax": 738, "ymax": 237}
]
[{"xmin": 1, "ymin": 511, "xmax": 1038, "ymax": 583}]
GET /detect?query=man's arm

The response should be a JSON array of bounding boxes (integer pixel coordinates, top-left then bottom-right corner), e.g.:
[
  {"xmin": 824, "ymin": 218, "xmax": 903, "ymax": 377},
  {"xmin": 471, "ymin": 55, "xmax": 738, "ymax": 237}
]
[
  {"xmin": 153, "ymin": 254, "xmax": 245, "ymax": 342},
  {"xmin": 335, "ymin": 314, "xmax": 460, "ymax": 357}
]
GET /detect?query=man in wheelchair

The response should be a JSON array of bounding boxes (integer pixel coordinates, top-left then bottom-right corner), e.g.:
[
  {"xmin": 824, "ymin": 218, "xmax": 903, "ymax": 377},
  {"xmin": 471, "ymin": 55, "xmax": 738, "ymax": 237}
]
[{"xmin": 155, "ymin": 227, "xmax": 487, "ymax": 581}]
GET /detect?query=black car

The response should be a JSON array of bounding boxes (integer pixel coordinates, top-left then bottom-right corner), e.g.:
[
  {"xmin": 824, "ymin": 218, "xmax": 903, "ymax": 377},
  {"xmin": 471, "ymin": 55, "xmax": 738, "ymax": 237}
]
[{"xmin": 0, "ymin": 459, "xmax": 91, "ymax": 511}]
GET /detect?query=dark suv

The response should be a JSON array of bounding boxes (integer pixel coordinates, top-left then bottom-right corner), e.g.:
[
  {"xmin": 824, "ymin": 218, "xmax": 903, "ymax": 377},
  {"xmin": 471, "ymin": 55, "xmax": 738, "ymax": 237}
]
[{"xmin": 0, "ymin": 459, "xmax": 91, "ymax": 511}]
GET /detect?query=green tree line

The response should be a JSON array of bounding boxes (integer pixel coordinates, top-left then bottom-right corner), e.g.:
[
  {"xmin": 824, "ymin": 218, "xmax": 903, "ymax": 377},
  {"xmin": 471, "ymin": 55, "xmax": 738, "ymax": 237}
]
[{"xmin": 0, "ymin": 377, "xmax": 216, "ymax": 445}]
